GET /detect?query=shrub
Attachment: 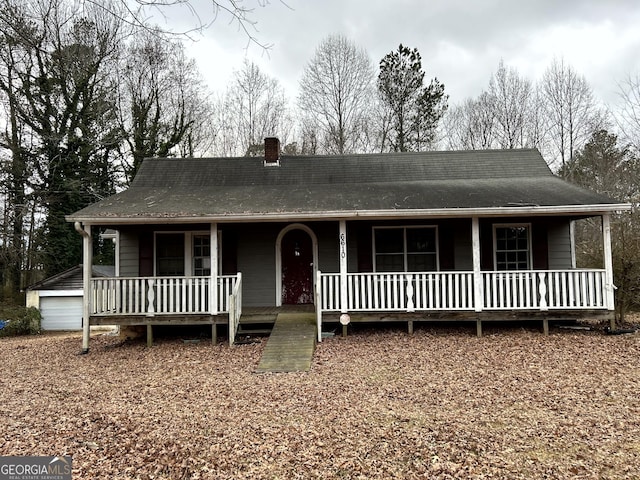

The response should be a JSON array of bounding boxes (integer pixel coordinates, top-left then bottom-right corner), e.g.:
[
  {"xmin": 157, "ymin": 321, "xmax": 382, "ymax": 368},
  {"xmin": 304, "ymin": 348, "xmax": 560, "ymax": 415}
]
[{"xmin": 0, "ymin": 306, "xmax": 41, "ymax": 337}]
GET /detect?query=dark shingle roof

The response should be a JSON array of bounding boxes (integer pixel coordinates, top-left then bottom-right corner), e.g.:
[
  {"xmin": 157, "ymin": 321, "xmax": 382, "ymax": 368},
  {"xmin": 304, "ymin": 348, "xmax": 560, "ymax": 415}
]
[
  {"xmin": 28, "ymin": 265, "xmax": 115, "ymax": 291},
  {"xmin": 68, "ymin": 149, "xmax": 626, "ymax": 223}
]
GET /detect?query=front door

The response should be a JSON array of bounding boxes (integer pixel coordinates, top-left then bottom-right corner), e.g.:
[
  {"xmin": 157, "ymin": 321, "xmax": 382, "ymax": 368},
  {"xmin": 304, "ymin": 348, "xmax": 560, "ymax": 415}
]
[{"xmin": 281, "ymin": 229, "xmax": 314, "ymax": 304}]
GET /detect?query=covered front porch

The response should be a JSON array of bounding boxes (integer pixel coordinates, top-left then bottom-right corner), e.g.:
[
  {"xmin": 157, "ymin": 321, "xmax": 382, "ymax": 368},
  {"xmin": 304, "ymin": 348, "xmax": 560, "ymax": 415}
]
[
  {"xmin": 314, "ymin": 217, "xmax": 615, "ymax": 340},
  {"xmin": 77, "ymin": 213, "xmax": 617, "ymax": 350},
  {"xmin": 86, "ymin": 267, "xmax": 612, "ymax": 343},
  {"xmin": 316, "ymin": 268, "xmax": 612, "ymax": 336}
]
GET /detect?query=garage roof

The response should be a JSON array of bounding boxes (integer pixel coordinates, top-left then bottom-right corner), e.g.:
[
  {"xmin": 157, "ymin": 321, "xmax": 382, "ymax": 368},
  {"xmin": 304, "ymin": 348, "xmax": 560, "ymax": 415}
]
[{"xmin": 28, "ymin": 265, "xmax": 115, "ymax": 291}]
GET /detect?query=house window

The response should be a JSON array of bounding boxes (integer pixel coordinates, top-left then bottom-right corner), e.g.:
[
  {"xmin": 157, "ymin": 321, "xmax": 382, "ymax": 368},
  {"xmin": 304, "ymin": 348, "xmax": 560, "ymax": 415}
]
[
  {"xmin": 193, "ymin": 235, "xmax": 211, "ymax": 276},
  {"xmin": 494, "ymin": 225, "xmax": 531, "ymax": 271},
  {"xmin": 155, "ymin": 231, "xmax": 218, "ymax": 276},
  {"xmin": 373, "ymin": 227, "xmax": 438, "ymax": 272},
  {"xmin": 156, "ymin": 233, "xmax": 185, "ymax": 276}
]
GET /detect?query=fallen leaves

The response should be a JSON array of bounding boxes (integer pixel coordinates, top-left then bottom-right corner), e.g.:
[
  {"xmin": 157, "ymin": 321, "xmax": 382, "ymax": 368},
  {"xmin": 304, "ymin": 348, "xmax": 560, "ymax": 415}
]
[{"xmin": 0, "ymin": 325, "xmax": 639, "ymax": 479}]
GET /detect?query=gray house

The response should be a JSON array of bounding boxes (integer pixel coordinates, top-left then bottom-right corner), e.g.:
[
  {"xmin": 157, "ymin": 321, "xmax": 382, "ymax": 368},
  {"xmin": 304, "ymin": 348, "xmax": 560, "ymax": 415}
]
[{"xmin": 67, "ymin": 138, "xmax": 630, "ymax": 352}]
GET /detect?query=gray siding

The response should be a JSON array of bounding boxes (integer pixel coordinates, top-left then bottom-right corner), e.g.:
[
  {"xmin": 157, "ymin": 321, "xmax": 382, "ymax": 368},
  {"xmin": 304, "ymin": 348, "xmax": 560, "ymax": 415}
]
[
  {"xmin": 547, "ymin": 220, "xmax": 573, "ymax": 269},
  {"xmin": 453, "ymin": 222, "xmax": 473, "ymax": 270},
  {"xmin": 237, "ymin": 224, "xmax": 279, "ymax": 306},
  {"xmin": 236, "ymin": 222, "xmax": 342, "ymax": 306},
  {"xmin": 119, "ymin": 231, "xmax": 139, "ymax": 276},
  {"xmin": 316, "ymin": 222, "xmax": 340, "ymax": 272}
]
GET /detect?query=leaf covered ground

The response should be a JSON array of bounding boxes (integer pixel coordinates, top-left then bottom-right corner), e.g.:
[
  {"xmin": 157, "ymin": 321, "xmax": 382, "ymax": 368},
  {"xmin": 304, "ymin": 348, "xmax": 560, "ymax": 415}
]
[{"xmin": 1, "ymin": 324, "xmax": 639, "ymax": 479}]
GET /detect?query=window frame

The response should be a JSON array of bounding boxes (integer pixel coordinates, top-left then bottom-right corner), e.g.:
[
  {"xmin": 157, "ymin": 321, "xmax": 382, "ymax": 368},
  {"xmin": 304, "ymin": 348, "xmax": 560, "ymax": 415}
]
[
  {"xmin": 154, "ymin": 232, "xmax": 186, "ymax": 277},
  {"xmin": 192, "ymin": 233, "xmax": 212, "ymax": 276},
  {"xmin": 372, "ymin": 225, "xmax": 439, "ymax": 273},
  {"xmin": 154, "ymin": 231, "xmax": 221, "ymax": 277},
  {"xmin": 493, "ymin": 223, "xmax": 532, "ymax": 271}
]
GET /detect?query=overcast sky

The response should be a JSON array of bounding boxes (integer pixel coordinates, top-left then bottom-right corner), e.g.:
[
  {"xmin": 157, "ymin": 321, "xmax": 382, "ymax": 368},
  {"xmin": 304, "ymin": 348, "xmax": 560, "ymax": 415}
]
[{"xmin": 161, "ymin": 0, "xmax": 640, "ymax": 108}]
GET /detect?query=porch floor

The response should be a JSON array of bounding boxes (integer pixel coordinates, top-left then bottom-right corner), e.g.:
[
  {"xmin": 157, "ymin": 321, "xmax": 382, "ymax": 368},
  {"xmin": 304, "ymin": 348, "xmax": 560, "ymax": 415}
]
[
  {"xmin": 240, "ymin": 304, "xmax": 314, "ymax": 324},
  {"xmin": 255, "ymin": 312, "xmax": 316, "ymax": 373}
]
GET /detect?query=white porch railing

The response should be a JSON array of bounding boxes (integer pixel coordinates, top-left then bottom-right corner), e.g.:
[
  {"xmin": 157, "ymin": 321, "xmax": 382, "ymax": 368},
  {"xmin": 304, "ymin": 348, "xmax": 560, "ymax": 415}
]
[
  {"xmin": 228, "ymin": 273, "xmax": 243, "ymax": 345},
  {"xmin": 319, "ymin": 272, "xmax": 475, "ymax": 312},
  {"xmin": 90, "ymin": 275, "xmax": 240, "ymax": 316},
  {"xmin": 482, "ymin": 270, "xmax": 607, "ymax": 310},
  {"xmin": 317, "ymin": 269, "xmax": 608, "ymax": 313}
]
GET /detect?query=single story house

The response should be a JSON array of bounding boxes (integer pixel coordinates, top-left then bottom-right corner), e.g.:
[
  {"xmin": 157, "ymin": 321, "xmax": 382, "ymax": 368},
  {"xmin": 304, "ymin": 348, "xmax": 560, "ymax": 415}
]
[
  {"xmin": 27, "ymin": 265, "xmax": 115, "ymax": 330},
  {"xmin": 67, "ymin": 138, "xmax": 631, "ymax": 352}
]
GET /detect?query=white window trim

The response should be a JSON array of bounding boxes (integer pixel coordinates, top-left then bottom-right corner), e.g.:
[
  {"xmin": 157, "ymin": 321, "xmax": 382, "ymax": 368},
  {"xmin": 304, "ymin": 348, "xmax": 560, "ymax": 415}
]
[
  {"xmin": 492, "ymin": 223, "xmax": 532, "ymax": 271},
  {"xmin": 154, "ymin": 230, "xmax": 221, "ymax": 276},
  {"xmin": 192, "ymin": 232, "xmax": 214, "ymax": 276},
  {"xmin": 372, "ymin": 225, "xmax": 440, "ymax": 273}
]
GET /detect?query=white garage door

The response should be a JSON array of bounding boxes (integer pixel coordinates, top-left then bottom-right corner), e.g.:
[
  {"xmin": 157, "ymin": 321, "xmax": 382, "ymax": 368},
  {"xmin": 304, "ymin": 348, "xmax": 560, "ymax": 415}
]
[{"xmin": 40, "ymin": 295, "xmax": 83, "ymax": 330}]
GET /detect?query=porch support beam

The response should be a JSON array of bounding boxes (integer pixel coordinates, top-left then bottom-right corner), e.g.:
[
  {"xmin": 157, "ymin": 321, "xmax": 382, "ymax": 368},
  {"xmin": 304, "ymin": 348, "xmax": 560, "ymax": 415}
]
[
  {"xmin": 602, "ymin": 214, "xmax": 615, "ymax": 329},
  {"xmin": 471, "ymin": 217, "xmax": 483, "ymax": 313},
  {"xmin": 76, "ymin": 222, "xmax": 92, "ymax": 354},
  {"xmin": 147, "ymin": 324, "xmax": 153, "ymax": 347},
  {"xmin": 339, "ymin": 220, "xmax": 348, "ymax": 313},
  {"xmin": 211, "ymin": 222, "xmax": 219, "ymax": 315}
]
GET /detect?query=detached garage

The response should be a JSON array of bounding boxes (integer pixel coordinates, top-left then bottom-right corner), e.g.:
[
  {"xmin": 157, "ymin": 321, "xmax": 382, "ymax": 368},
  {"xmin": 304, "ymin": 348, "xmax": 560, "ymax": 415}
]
[{"xmin": 27, "ymin": 265, "xmax": 115, "ymax": 331}]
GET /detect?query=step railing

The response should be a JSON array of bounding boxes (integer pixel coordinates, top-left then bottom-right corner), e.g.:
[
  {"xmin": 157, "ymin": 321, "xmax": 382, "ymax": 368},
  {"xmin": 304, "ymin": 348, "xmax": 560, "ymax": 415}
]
[{"xmin": 228, "ymin": 273, "xmax": 243, "ymax": 345}]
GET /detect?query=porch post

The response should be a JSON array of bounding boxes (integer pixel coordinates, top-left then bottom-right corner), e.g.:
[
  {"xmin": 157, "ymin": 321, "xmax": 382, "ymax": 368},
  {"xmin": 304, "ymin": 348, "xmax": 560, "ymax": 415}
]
[
  {"xmin": 339, "ymin": 220, "xmax": 348, "ymax": 313},
  {"xmin": 602, "ymin": 214, "xmax": 615, "ymax": 329},
  {"xmin": 210, "ymin": 223, "xmax": 219, "ymax": 315},
  {"xmin": 471, "ymin": 217, "xmax": 483, "ymax": 313},
  {"xmin": 78, "ymin": 223, "xmax": 92, "ymax": 353}
]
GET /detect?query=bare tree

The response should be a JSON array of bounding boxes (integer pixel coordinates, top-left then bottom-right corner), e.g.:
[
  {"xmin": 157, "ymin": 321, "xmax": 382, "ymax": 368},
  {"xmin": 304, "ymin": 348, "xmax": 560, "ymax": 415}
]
[
  {"xmin": 525, "ymin": 85, "xmax": 550, "ymax": 154},
  {"xmin": 87, "ymin": 0, "xmax": 276, "ymax": 46},
  {"xmin": 299, "ymin": 34, "xmax": 375, "ymax": 155},
  {"xmin": 441, "ymin": 63, "xmax": 549, "ymax": 158},
  {"xmin": 541, "ymin": 58, "xmax": 606, "ymax": 167},
  {"xmin": 224, "ymin": 59, "xmax": 290, "ymax": 156},
  {"xmin": 175, "ymin": 95, "xmax": 219, "ymax": 158},
  {"xmin": 117, "ymin": 30, "xmax": 214, "ymax": 180},
  {"xmin": 615, "ymin": 73, "xmax": 640, "ymax": 156},
  {"xmin": 0, "ymin": 10, "xmax": 34, "ymax": 297},
  {"xmin": 488, "ymin": 60, "xmax": 533, "ymax": 149},
  {"xmin": 442, "ymin": 93, "xmax": 496, "ymax": 150},
  {"xmin": 0, "ymin": 0, "xmax": 127, "ymax": 278}
]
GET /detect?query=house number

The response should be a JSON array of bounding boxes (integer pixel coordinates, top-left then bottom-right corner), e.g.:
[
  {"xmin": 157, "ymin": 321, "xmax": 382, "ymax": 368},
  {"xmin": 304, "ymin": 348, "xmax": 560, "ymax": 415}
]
[{"xmin": 340, "ymin": 233, "xmax": 346, "ymax": 258}]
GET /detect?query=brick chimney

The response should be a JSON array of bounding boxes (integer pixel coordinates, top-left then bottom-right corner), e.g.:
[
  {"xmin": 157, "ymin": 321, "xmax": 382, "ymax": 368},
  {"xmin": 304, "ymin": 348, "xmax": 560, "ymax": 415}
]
[{"xmin": 264, "ymin": 137, "xmax": 280, "ymax": 166}]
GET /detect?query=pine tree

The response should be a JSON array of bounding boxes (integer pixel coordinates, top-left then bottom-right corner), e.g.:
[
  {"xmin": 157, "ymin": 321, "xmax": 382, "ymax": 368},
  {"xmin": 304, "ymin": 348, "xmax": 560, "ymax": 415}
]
[{"xmin": 378, "ymin": 44, "xmax": 447, "ymax": 152}]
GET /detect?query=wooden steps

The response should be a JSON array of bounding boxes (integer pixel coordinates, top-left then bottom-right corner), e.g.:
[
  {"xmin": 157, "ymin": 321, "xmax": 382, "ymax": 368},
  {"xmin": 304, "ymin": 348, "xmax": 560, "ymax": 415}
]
[{"xmin": 255, "ymin": 312, "xmax": 317, "ymax": 373}]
